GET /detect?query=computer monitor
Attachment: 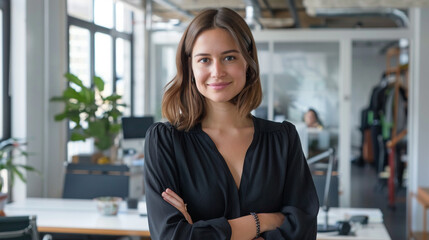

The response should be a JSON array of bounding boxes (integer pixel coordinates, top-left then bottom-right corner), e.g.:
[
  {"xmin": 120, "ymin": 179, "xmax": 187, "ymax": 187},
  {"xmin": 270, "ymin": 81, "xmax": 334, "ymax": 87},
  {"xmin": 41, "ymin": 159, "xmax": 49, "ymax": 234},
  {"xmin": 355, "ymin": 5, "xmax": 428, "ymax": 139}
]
[
  {"xmin": 122, "ymin": 116, "xmax": 154, "ymax": 139},
  {"xmin": 121, "ymin": 117, "xmax": 154, "ymax": 199}
]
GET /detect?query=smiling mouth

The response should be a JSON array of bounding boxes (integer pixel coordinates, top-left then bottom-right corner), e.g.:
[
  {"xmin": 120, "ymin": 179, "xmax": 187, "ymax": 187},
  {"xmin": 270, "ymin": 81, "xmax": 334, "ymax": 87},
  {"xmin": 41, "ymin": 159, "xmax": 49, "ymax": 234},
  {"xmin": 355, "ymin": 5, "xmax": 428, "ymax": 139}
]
[{"xmin": 207, "ymin": 82, "xmax": 230, "ymax": 90}]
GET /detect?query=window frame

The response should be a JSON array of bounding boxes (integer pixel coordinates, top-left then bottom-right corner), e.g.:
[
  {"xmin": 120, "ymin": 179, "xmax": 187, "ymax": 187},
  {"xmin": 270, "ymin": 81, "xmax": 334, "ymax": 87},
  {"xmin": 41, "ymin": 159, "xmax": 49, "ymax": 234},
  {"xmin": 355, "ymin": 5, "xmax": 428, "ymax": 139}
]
[
  {"xmin": 0, "ymin": 0, "xmax": 11, "ymax": 141},
  {"xmin": 65, "ymin": 0, "xmax": 135, "ymax": 161},
  {"xmin": 66, "ymin": 1, "xmax": 135, "ymax": 114}
]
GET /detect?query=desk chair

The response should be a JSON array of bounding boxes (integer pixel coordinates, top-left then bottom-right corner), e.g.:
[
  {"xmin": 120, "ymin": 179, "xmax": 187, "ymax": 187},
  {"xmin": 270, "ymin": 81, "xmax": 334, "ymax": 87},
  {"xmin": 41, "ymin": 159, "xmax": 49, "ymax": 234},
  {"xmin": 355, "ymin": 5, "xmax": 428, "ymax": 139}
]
[
  {"xmin": 0, "ymin": 216, "xmax": 40, "ymax": 240},
  {"xmin": 307, "ymin": 148, "xmax": 340, "ymax": 232},
  {"xmin": 63, "ymin": 163, "xmax": 129, "ymax": 199},
  {"xmin": 312, "ymin": 173, "xmax": 339, "ymax": 207}
]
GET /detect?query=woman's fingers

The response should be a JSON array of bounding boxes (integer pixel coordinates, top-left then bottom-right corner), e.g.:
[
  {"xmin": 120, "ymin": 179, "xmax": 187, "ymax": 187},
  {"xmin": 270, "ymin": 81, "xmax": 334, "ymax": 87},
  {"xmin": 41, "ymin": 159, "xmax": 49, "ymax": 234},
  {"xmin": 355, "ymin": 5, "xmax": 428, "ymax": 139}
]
[
  {"xmin": 165, "ymin": 188, "xmax": 185, "ymax": 205},
  {"xmin": 162, "ymin": 191, "xmax": 184, "ymax": 211},
  {"xmin": 161, "ymin": 188, "xmax": 193, "ymax": 224}
]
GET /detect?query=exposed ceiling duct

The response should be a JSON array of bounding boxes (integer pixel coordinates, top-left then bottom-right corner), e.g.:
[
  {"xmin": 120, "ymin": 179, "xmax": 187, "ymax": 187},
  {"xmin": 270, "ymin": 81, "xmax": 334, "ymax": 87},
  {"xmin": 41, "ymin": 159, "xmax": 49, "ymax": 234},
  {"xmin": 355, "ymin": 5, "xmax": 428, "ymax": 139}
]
[
  {"xmin": 244, "ymin": 0, "xmax": 263, "ymax": 29},
  {"xmin": 244, "ymin": 0, "xmax": 296, "ymax": 29},
  {"xmin": 303, "ymin": 0, "xmax": 429, "ymax": 9},
  {"xmin": 307, "ymin": 8, "xmax": 409, "ymax": 27},
  {"xmin": 153, "ymin": 0, "xmax": 195, "ymax": 19},
  {"xmin": 261, "ymin": 0, "xmax": 275, "ymax": 17},
  {"xmin": 146, "ymin": 0, "xmax": 415, "ymax": 29},
  {"xmin": 286, "ymin": 0, "xmax": 301, "ymax": 27}
]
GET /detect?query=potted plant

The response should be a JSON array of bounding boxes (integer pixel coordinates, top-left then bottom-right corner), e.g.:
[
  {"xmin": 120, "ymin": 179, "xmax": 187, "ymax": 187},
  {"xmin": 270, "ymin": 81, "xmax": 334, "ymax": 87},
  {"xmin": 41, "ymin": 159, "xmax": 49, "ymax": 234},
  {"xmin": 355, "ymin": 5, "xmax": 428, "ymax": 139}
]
[
  {"xmin": 51, "ymin": 73, "xmax": 125, "ymax": 163},
  {"xmin": 0, "ymin": 138, "xmax": 37, "ymax": 215}
]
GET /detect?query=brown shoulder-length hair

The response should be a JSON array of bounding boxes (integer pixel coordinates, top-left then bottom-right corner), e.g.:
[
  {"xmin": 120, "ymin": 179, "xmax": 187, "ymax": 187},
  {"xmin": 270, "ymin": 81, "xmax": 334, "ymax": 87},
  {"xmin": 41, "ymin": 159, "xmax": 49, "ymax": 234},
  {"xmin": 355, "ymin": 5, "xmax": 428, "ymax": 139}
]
[{"xmin": 162, "ymin": 7, "xmax": 262, "ymax": 131}]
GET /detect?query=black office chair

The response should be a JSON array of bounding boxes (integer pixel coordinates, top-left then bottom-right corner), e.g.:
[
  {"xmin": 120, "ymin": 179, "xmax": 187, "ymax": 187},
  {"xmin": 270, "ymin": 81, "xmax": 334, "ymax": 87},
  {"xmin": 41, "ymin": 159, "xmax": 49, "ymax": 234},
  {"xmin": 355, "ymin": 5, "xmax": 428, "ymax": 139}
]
[
  {"xmin": 63, "ymin": 163, "xmax": 130, "ymax": 199},
  {"xmin": 0, "ymin": 216, "xmax": 39, "ymax": 240},
  {"xmin": 312, "ymin": 174, "xmax": 339, "ymax": 207}
]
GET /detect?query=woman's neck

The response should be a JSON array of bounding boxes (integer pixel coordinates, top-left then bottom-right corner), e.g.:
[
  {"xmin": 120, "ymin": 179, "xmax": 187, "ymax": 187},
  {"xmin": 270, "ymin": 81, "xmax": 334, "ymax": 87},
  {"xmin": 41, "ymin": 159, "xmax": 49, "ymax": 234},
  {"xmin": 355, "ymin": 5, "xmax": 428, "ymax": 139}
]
[{"xmin": 202, "ymin": 101, "xmax": 252, "ymax": 130}]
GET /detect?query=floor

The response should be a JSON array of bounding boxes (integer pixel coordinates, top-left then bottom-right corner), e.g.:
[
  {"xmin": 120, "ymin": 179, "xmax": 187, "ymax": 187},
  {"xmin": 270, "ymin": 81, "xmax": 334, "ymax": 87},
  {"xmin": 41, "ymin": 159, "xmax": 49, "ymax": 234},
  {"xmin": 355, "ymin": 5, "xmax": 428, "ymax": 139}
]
[{"xmin": 350, "ymin": 162, "xmax": 407, "ymax": 240}]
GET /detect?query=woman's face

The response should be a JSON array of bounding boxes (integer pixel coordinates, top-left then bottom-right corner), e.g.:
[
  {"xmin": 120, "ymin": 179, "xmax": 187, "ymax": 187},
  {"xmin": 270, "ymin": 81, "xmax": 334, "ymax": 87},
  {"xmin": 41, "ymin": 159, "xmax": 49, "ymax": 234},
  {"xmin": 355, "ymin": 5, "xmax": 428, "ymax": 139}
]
[
  {"xmin": 191, "ymin": 28, "xmax": 247, "ymax": 104},
  {"xmin": 304, "ymin": 111, "xmax": 317, "ymax": 127}
]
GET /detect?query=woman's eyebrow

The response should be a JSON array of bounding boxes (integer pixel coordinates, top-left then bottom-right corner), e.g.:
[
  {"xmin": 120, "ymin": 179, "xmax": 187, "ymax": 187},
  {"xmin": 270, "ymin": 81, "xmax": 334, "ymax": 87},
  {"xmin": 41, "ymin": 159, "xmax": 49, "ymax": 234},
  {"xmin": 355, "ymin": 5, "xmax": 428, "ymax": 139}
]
[
  {"xmin": 221, "ymin": 49, "xmax": 239, "ymax": 55},
  {"xmin": 193, "ymin": 49, "xmax": 239, "ymax": 58}
]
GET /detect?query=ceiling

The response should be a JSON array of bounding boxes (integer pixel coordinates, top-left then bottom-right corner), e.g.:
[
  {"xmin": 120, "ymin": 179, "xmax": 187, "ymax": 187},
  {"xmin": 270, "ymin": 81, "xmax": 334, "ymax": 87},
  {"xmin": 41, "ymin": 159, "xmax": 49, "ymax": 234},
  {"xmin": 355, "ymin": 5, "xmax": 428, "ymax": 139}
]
[{"xmin": 128, "ymin": 0, "xmax": 420, "ymax": 29}]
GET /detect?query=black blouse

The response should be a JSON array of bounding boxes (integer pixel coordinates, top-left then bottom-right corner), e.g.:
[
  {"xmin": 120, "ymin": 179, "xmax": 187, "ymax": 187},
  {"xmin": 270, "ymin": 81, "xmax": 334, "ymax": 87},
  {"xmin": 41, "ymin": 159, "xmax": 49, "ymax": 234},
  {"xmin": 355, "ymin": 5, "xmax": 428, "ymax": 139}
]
[{"xmin": 144, "ymin": 116, "xmax": 319, "ymax": 240}]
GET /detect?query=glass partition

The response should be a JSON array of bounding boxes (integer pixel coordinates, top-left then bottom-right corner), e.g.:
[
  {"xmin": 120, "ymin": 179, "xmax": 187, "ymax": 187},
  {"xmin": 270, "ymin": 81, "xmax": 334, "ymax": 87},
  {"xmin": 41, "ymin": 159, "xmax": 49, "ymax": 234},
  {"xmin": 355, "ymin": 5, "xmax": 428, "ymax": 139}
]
[
  {"xmin": 151, "ymin": 44, "xmax": 177, "ymax": 120},
  {"xmin": 254, "ymin": 42, "xmax": 269, "ymax": 119},
  {"xmin": 149, "ymin": 37, "xmax": 340, "ymax": 159},
  {"xmin": 270, "ymin": 42, "xmax": 340, "ymax": 158}
]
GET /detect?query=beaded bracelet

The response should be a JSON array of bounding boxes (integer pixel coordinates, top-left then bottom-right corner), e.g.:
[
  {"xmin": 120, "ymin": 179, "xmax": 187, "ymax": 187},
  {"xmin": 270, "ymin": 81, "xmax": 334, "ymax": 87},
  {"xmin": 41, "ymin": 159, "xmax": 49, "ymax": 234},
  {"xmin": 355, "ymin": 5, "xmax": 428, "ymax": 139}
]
[{"xmin": 250, "ymin": 212, "xmax": 260, "ymax": 239}]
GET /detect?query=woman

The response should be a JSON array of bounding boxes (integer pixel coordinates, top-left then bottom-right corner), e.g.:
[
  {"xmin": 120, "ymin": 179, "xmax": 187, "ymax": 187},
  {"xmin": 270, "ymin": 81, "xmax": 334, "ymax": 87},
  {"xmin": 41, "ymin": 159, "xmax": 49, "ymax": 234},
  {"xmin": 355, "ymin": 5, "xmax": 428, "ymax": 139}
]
[
  {"xmin": 304, "ymin": 108, "xmax": 323, "ymax": 129},
  {"xmin": 144, "ymin": 8, "xmax": 319, "ymax": 240}
]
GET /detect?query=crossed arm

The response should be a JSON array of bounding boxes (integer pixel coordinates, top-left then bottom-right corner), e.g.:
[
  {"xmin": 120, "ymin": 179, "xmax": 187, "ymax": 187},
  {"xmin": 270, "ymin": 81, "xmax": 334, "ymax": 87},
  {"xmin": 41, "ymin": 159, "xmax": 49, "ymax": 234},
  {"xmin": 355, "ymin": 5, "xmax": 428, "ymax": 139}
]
[{"xmin": 162, "ymin": 188, "xmax": 285, "ymax": 240}]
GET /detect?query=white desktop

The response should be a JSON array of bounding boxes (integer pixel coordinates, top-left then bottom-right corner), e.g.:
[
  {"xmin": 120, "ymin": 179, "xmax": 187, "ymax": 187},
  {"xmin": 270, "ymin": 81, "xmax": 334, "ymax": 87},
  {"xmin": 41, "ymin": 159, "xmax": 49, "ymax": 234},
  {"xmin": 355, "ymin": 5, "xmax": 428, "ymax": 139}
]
[{"xmin": 5, "ymin": 198, "xmax": 390, "ymax": 239}]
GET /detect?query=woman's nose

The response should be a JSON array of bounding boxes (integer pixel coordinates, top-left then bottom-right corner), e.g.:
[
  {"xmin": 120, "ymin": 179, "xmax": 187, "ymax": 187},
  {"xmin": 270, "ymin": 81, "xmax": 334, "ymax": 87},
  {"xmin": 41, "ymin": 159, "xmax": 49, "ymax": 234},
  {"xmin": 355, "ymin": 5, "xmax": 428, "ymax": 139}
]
[{"xmin": 211, "ymin": 60, "xmax": 226, "ymax": 78}]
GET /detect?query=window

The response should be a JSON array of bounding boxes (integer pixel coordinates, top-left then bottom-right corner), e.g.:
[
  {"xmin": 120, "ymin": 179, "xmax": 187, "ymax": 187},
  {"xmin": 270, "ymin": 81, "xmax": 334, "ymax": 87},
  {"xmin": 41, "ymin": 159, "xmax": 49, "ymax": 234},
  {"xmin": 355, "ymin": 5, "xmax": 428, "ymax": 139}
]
[
  {"xmin": 67, "ymin": 0, "xmax": 134, "ymax": 161},
  {"xmin": 0, "ymin": 0, "xmax": 10, "ymax": 141},
  {"xmin": 0, "ymin": 0, "xmax": 10, "ymax": 193}
]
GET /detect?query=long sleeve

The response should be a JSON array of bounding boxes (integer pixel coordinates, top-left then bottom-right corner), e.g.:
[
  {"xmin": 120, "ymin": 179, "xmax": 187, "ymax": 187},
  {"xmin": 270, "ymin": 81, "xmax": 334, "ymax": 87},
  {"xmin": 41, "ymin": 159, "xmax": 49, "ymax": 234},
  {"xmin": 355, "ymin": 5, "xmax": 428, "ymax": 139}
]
[
  {"xmin": 143, "ymin": 123, "xmax": 232, "ymax": 240},
  {"xmin": 262, "ymin": 122, "xmax": 319, "ymax": 240}
]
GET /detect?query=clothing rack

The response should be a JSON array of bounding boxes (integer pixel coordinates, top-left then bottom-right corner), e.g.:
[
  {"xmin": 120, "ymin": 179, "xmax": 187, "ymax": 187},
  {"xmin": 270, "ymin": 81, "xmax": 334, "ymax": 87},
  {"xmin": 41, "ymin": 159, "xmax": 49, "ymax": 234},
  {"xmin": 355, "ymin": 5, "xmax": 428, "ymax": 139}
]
[{"xmin": 385, "ymin": 47, "xmax": 408, "ymax": 207}]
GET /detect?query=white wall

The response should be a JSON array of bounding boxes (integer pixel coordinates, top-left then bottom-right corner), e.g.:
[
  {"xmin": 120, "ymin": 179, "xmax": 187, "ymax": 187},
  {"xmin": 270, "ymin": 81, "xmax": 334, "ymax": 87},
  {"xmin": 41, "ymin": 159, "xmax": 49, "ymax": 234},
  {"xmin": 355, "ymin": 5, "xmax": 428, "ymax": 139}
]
[
  {"xmin": 133, "ymin": 11, "xmax": 146, "ymax": 116},
  {"xmin": 44, "ymin": 0, "xmax": 68, "ymax": 198},
  {"xmin": 11, "ymin": 0, "xmax": 67, "ymax": 199},
  {"xmin": 10, "ymin": 0, "xmax": 27, "ymax": 201},
  {"xmin": 409, "ymin": 7, "xmax": 429, "ymax": 231}
]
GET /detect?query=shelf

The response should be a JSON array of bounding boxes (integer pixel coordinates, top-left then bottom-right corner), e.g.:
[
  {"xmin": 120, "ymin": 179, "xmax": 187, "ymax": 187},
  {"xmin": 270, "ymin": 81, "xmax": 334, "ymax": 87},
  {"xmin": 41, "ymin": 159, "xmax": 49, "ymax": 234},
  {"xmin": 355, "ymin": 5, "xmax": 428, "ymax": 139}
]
[{"xmin": 409, "ymin": 232, "xmax": 429, "ymax": 240}]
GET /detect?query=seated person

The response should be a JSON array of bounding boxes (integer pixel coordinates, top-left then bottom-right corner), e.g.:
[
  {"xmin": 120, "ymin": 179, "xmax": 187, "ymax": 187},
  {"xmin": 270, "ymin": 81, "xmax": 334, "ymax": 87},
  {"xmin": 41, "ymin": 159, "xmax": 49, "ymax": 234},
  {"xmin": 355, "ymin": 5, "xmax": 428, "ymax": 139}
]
[{"xmin": 304, "ymin": 108, "xmax": 323, "ymax": 129}]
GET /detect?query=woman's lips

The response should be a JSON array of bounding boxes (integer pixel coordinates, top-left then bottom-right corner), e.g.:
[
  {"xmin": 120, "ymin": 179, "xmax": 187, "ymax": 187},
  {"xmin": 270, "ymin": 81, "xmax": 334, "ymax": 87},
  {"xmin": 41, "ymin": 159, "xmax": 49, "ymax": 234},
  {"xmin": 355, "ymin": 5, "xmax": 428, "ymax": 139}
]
[{"xmin": 207, "ymin": 82, "xmax": 230, "ymax": 90}]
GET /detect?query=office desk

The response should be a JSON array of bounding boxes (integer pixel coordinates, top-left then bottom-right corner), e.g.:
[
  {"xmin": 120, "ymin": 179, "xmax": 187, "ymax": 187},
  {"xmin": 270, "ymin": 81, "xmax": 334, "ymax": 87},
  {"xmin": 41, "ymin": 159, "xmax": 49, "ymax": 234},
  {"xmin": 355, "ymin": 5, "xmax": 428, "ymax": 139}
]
[
  {"xmin": 6, "ymin": 198, "xmax": 390, "ymax": 239},
  {"xmin": 5, "ymin": 198, "xmax": 150, "ymax": 237},
  {"xmin": 317, "ymin": 208, "xmax": 391, "ymax": 240}
]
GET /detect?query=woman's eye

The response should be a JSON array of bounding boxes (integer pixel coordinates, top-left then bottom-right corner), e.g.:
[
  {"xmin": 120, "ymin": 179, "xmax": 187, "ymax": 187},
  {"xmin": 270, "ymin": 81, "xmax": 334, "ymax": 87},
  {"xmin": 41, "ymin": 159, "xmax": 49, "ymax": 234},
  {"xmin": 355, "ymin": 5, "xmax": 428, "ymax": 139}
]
[
  {"xmin": 198, "ymin": 58, "xmax": 209, "ymax": 63},
  {"xmin": 225, "ymin": 56, "xmax": 236, "ymax": 61}
]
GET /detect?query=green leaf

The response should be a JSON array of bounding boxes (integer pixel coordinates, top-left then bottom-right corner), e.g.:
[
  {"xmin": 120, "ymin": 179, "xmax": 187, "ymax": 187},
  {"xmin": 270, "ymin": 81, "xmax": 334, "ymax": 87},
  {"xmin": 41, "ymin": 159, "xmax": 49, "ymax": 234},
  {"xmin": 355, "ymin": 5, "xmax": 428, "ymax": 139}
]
[
  {"xmin": 63, "ymin": 88, "xmax": 86, "ymax": 102},
  {"xmin": 87, "ymin": 120, "xmax": 106, "ymax": 139},
  {"xmin": 94, "ymin": 76, "xmax": 105, "ymax": 92},
  {"xmin": 50, "ymin": 96, "xmax": 66, "ymax": 102},
  {"xmin": 65, "ymin": 73, "xmax": 85, "ymax": 88},
  {"xmin": 80, "ymin": 88, "xmax": 93, "ymax": 104},
  {"xmin": 16, "ymin": 164, "xmax": 41, "ymax": 175},
  {"xmin": 11, "ymin": 167, "xmax": 26, "ymax": 183},
  {"xmin": 66, "ymin": 110, "xmax": 81, "ymax": 124},
  {"xmin": 17, "ymin": 151, "xmax": 29, "ymax": 157},
  {"xmin": 66, "ymin": 103, "xmax": 81, "ymax": 110},
  {"xmin": 95, "ymin": 137, "xmax": 112, "ymax": 151},
  {"xmin": 9, "ymin": 166, "xmax": 15, "ymax": 186},
  {"xmin": 70, "ymin": 132, "xmax": 87, "ymax": 141},
  {"xmin": 54, "ymin": 112, "xmax": 68, "ymax": 121},
  {"xmin": 104, "ymin": 95, "xmax": 122, "ymax": 102},
  {"xmin": 109, "ymin": 123, "xmax": 122, "ymax": 134},
  {"xmin": 108, "ymin": 109, "xmax": 122, "ymax": 120}
]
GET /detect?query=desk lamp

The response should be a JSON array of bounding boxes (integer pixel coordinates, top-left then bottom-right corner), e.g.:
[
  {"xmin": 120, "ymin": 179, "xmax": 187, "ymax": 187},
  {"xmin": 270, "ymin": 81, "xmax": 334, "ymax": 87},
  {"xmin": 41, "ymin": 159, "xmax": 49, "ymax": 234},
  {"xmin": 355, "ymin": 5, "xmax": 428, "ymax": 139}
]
[{"xmin": 307, "ymin": 147, "xmax": 337, "ymax": 232}]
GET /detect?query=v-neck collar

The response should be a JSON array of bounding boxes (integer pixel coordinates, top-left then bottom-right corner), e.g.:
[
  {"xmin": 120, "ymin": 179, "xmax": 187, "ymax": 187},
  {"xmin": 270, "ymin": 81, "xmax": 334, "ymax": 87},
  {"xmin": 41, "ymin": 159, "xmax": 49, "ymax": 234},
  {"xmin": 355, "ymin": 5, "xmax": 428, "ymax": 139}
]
[{"xmin": 197, "ymin": 116, "xmax": 259, "ymax": 194}]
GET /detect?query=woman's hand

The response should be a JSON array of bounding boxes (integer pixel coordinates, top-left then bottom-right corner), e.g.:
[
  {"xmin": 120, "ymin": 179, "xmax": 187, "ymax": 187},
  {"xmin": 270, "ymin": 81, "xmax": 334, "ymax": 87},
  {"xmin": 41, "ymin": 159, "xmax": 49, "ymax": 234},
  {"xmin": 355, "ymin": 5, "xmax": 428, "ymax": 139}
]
[
  {"xmin": 162, "ymin": 188, "xmax": 193, "ymax": 224},
  {"xmin": 258, "ymin": 212, "xmax": 285, "ymax": 232}
]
